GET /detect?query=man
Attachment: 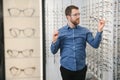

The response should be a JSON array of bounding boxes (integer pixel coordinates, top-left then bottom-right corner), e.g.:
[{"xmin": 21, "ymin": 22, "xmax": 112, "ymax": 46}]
[{"xmin": 50, "ymin": 5, "xmax": 105, "ymax": 80}]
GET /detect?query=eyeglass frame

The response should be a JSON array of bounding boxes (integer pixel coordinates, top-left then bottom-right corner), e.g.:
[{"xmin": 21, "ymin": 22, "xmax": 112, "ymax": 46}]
[
  {"xmin": 8, "ymin": 8, "xmax": 35, "ymax": 17},
  {"xmin": 9, "ymin": 66, "xmax": 36, "ymax": 76},
  {"xmin": 7, "ymin": 49, "xmax": 34, "ymax": 57},
  {"xmin": 9, "ymin": 28, "xmax": 35, "ymax": 38}
]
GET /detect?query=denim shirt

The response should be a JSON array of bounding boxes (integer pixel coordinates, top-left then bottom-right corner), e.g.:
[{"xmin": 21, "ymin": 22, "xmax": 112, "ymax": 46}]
[{"xmin": 50, "ymin": 25, "xmax": 102, "ymax": 71}]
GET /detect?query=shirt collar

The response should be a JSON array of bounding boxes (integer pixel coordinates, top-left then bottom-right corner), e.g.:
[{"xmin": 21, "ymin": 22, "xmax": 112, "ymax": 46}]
[{"xmin": 66, "ymin": 24, "xmax": 79, "ymax": 29}]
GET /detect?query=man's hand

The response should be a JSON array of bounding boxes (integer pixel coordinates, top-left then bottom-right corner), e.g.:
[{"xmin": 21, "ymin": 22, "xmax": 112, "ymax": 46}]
[
  {"xmin": 98, "ymin": 19, "xmax": 105, "ymax": 32},
  {"xmin": 52, "ymin": 30, "xmax": 59, "ymax": 43}
]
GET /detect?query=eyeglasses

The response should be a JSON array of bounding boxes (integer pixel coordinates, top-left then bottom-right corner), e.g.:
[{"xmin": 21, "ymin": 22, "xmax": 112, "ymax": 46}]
[
  {"xmin": 8, "ymin": 8, "xmax": 35, "ymax": 17},
  {"xmin": 10, "ymin": 66, "xmax": 36, "ymax": 76},
  {"xmin": 101, "ymin": 42, "xmax": 111, "ymax": 47},
  {"xmin": 102, "ymin": 38, "xmax": 111, "ymax": 43},
  {"xmin": 71, "ymin": 13, "xmax": 80, "ymax": 17},
  {"xmin": 104, "ymin": 29, "xmax": 111, "ymax": 33},
  {"xmin": 9, "ymin": 28, "xmax": 35, "ymax": 38},
  {"xmin": 90, "ymin": 15, "xmax": 106, "ymax": 22},
  {"xmin": 7, "ymin": 49, "xmax": 34, "ymax": 57},
  {"xmin": 89, "ymin": 16, "xmax": 100, "ymax": 22}
]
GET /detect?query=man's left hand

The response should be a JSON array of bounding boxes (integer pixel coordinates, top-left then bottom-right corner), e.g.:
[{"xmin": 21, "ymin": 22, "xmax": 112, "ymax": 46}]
[{"xmin": 98, "ymin": 19, "xmax": 105, "ymax": 32}]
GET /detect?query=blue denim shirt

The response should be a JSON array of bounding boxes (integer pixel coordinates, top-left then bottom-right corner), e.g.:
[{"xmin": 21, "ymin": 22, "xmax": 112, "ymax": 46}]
[{"xmin": 50, "ymin": 25, "xmax": 102, "ymax": 71}]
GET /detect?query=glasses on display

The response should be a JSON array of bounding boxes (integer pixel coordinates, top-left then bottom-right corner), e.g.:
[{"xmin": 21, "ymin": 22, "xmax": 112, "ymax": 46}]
[
  {"xmin": 7, "ymin": 49, "xmax": 34, "ymax": 57},
  {"xmin": 102, "ymin": 47, "xmax": 112, "ymax": 53},
  {"xmin": 99, "ymin": 1, "xmax": 112, "ymax": 6},
  {"xmin": 8, "ymin": 8, "xmax": 35, "ymax": 17},
  {"xmin": 104, "ymin": 29, "xmax": 112, "ymax": 33},
  {"xmin": 9, "ymin": 66, "xmax": 36, "ymax": 76},
  {"xmin": 102, "ymin": 42, "xmax": 111, "ymax": 47},
  {"xmin": 103, "ymin": 63, "xmax": 112, "ymax": 70},
  {"xmin": 101, "ymin": 12, "xmax": 113, "ymax": 18},
  {"xmin": 89, "ymin": 16, "xmax": 100, "ymax": 22},
  {"xmin": 90, "ymin": 15, "xmax": 106, "ymax": 21},
  {"xmin": 102, "ymin": 38, "xmax": 111, "ymax": 43},
  {"xmin": 101, "ymin": 57, "xmax": 112, "ymax": 64},
  {"xmin": 9, "ymin": 28, "xmax": 35, "ymax": 38},
  {"xmin": 103, "ymin": 33, "xmax": 110, "ymax": 38}
]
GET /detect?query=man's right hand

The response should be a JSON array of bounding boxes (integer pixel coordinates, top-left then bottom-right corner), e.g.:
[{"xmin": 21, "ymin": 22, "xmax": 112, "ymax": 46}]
[{"xmin": 52, "ymin": 30, "xmax": 59, "ymax": 43}]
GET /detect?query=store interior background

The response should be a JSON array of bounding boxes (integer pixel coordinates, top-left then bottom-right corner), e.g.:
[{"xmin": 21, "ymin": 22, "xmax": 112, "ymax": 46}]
[
  {"xmin": 1, "ymin": 0, "xmax": 120, "ymax": 80},
  {"xmin": 45, "ymin": 0, "xmax": 120, "ymax": 80}
]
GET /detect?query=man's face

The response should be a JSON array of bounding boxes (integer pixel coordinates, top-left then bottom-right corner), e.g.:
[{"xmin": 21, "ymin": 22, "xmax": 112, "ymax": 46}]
[{"xmin": 69, "ymin": 9, "xmax": 80, "ymax": 25}]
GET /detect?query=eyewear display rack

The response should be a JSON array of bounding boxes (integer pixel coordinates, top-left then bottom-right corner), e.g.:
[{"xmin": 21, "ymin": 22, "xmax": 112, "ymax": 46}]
[
  {"xmin": 81, "ymin": 0, "xmax": 120, "ymax": 80},
  {"xmin": 113, "ymin": 0, "xmax": 120, "ymax": 80},
  {"xmin": 3, "ymin": 0, "xmax": 42, "ymax": 80},
  {"xmin": 44, "ymin": 0, "xmax": 119, "ymax": 80}
]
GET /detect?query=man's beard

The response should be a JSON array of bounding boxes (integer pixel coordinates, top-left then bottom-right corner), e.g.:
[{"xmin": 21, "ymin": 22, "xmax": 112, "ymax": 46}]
[{"xmin": 71, "ymin": 18, "xmax": 80, "ymax": 25}]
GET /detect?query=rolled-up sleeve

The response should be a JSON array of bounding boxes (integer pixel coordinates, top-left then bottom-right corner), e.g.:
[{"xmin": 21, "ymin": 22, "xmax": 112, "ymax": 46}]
[{"xmin": 86, "ymin": 31, "xmax": 103, "ymax": 48}]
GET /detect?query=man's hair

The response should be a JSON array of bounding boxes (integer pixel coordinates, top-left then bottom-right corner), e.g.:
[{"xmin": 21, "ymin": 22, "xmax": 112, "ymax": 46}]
[{"xmin": 65, "ymin": 5, "xmax": 79, "ymax": 16}]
